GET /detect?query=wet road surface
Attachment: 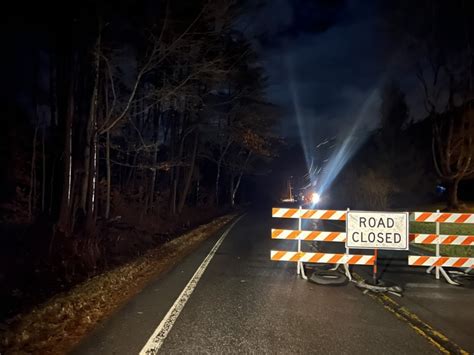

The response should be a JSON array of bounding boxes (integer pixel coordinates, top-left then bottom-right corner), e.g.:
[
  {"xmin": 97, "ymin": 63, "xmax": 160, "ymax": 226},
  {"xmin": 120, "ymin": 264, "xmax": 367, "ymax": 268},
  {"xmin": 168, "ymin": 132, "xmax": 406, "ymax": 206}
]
[{"xmin": 73, "ymin": 208, "xmax": 472, "ymax": 354}]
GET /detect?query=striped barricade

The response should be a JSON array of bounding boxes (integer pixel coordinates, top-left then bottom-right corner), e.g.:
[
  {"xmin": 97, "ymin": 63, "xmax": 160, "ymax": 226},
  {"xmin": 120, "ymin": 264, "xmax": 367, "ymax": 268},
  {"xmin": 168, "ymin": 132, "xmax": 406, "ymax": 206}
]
[
  {"xmin": 409, "ymin": 210, "xmax": 474, "ymax": 285},
  {"xmin": 408, "ymin": 256, "xmax": 474, "ymax": 268},
  {"xmin": 271, "ymin": 229, "xmax": 346, "ymax": 242},
  {"xmin": 412, "ymin": 212, "xmax": 474, "ymax": 223},
  {"xmin": 271, "ymin": 251, "xmax": 375, "ymax": 265},
  {"xmin": 410, "ymin": 234, "xmax": 474, "ymax": 245},
  {"xmin": 272, "ymin": 208, "xmax": 346, "ymax": 220},
  {"xmin": 270, "ymin": 207, "xmax": 374, "ymax": 280}
]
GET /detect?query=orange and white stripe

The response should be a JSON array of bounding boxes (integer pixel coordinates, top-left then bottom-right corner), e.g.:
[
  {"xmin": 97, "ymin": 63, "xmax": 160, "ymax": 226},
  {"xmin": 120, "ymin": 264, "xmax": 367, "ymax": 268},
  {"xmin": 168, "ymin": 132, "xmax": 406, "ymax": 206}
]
[
  {"xmin": 271, "ymin": 229, "xmax": 346, "ymax": 242},
  {"xmin": 413, "ymin": 212, "xmax": 474, "ymax": 224},
  {"xmin": 272, "ymin": 208, "xmax": 346, "ymax": 220},
  {"xmin": 408, "ymin": 255, "xmax": 474, "ymax": 268},
  {"xmin": 271, "ymin": 250, "xmax": 375, "ymax": 265},
  {"xmin": 410, "ymin": 233, "xmax": 474, "ymax": 245}
]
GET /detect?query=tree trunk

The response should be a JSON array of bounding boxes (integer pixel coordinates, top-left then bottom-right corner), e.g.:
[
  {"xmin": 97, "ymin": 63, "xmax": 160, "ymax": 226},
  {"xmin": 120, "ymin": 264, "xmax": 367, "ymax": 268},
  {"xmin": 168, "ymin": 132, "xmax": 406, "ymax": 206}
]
[
  {"xmin": 215, "ymin": 162, "xmax": 221, "ymax": 206},
  {"xmin": 57, "ymin": 48, "xmax": 76, "ymax": 234},
  {"xmin": 171, "ymin": 168, "xmax": 179, "ymax": 215},
  {"xmin": 170, "ymin": 120, "xmax": 190, "ymax": 215},
  {"xmin": 149, "ymin": 104, "xmax": 161, "ymax": 212},
  {"xmin": 49, "ymin": 157, "xmax": 57, "ymax": 216},
  {"xmin": 81, "ymin": 132, "xmax": 92, "ymax": 213},
  {"xmin": 41, "ymin": 126, "xmax": 46, "ymax": 212},
  {"xmin": 49, "ymin": 53, "xmax": 58, "ymax": 126},
  {"xmin": 148, "ymin": 142, "xmax": 159, "ymax": 212},
  {"xmin": 214, "ymin": 139, "xmax": 232, "ymax": 207},
  {"xmin": 105, "ymin": 131, "xmax": 111, "ymax": 219},
  {"xmin": 29, "ymin": 126, "xmax": 38, "ymax": 221},
  {"xmin": 196, "ymin": 170, "xmax": 200, "ymax": 205},
  {"xmin": 231, "ymin": 152, "xmax": 251, "ymax": 207},
  {"xmin": 82, "ymin": 31, "xmax": 101, "ymax": 216},
  {"xmin": 126, "ymin": 151, "xmax": 139, "ymax": 188},
  {"xmin": 231, "ymin": 171, "xmax": 244, "ymax": 207},
  {"xmin": 29, "ymin": 50, "xmax": 40, "ymax": 221},
  {"xmin": 178, "ymin": 132, "xmax": 199, "ymax": 214},
  {"xmin": 87, "ymin": 129, "xmax": 98, "ymax": 224},
  {"xmin": 447, "ymin": 179, "xmax": 460, "ymax": 210},
  {"xmin": 229, "ymin": 173, "xmax": 235, "ymax": 207},
  {"xmin": 60, "ymin": 137, "xmax": 72, "ymax": 230}
]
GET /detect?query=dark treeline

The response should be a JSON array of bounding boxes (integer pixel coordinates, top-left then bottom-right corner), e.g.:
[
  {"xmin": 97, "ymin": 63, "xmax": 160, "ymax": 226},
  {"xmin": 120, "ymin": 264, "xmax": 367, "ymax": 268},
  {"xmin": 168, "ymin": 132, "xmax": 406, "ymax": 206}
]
[
  {"xmin": 0, "ymin": 0, "xmax": 278, "ymax": 314},
  {"xmin": 382, "ymin": 0, "xmax": 474, "ymax": 209},
  {"xmin": 333, "ymin": 81, "xmax": 474, "ymax": 211},
  {"xmin": 331, "ymin": 0, "xmax": 474, "ymax": 211}
]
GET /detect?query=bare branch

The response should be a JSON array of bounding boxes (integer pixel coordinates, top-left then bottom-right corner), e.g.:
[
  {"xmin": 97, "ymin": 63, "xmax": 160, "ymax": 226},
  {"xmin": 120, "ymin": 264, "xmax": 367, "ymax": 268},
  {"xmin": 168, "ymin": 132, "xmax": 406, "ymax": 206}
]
[{"xmin": 109, "ymin": 159, "xmax": 190, "ymax": 171}]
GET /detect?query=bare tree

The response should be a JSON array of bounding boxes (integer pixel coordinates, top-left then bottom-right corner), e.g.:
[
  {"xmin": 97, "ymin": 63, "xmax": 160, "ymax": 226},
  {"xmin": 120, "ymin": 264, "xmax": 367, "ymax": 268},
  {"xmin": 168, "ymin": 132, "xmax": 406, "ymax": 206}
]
[
  {"xmin": 388, "ymin": 0, "xmax": 474, "ymax": 209},
  {"xmin": 432, "ymin": 103, "xmax": 474, "ymax": 208}
]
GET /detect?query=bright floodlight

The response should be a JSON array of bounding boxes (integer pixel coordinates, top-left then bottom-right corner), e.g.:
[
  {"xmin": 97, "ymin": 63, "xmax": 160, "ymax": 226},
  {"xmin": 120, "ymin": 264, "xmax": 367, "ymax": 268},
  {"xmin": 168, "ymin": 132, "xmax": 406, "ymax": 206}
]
[{"xmin": 311, "ymin": 192, "xmax": 320, "ymax": 204}]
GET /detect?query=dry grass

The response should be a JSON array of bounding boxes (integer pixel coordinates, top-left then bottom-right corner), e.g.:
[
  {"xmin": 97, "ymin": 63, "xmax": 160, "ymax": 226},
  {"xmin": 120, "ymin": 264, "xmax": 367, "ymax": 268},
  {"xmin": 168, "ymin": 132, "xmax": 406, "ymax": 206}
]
[
  {"xmin": 410, "ymin": 221, "xmax": 474, "ymax": 257},
  {"xmin": 0, "ymin": 213, "xmax": 237, "ymax": 355},
  {"xmin": 413, "ymin": 243, "xmax": 474, "ymax": 257},
  {"xmin": 401, "ymin": 203, "xmax": 474, "ymax": 257}
]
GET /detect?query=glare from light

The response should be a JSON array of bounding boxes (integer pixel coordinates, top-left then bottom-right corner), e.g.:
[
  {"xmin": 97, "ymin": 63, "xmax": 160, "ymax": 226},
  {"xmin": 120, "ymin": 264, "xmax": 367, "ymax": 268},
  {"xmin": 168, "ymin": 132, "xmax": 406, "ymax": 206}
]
[
  {"xmin": 317, "ymin": 88, "xmax": 379, "ymax": 195},
  {"xmin": 286, "ymin": 55, "xmax": 313, "ymax": 172},
  {"xmin": 286, "ymin": 53, "xmax": 381, "ymax": 198},
  {"xmin": 311, "ymin": 192, "xmax": 320, "ymax": 204}
]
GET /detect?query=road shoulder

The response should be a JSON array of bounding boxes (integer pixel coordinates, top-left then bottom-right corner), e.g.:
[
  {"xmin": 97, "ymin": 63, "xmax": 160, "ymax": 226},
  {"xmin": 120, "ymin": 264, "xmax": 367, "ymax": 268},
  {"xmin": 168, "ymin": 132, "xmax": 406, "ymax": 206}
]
[{"xmin": 1, "ymin": 213, "xmax": 238, "ymax": 354}]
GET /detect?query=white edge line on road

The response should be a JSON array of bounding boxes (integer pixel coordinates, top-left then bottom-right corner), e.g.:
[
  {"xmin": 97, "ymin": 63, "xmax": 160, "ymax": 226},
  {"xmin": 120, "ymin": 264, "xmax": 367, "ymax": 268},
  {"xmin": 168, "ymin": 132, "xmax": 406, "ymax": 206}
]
[{"xmin": 139, "ymin": 214, "xmax": 245, "ymax": 355}]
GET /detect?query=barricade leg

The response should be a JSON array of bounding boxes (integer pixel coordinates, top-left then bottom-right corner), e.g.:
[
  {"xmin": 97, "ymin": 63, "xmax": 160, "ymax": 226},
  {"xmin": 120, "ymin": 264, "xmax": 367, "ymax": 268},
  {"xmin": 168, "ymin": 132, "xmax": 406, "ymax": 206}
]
[
  {"xmin": 297, "ymin": 207, "xmax": 308, "ymax": 279},
  {"xmin": 430, "ymin": 209, "xmax": 460, "ymax": 285},
  {"xmin": 440, "ymin": 267, "xmax": 461, "ymax": 285},
  {"xmin": 426, "ymin": 210, "xmax": 440, "ymax": 278},
  {"xmin": 344, "ymin": 208, "xmax": 352, "ymax": 281},
  {"xmin": 435, "ymin": 210, "xmax": 440, "ymax": 280},
  {"xmin": 297, "ymin": 207, "xmax": 301, "ymax": 275},
  {"xmin": 297, "ymin": 238, "xmax": 301, "ymax": 276},
  {"xmin": 344, "ymin": 264, "xmax": 352, "ymax": 281},
  {"xmin": 300, "ymin": 261, "xmax": 308, "ymax": 280}
]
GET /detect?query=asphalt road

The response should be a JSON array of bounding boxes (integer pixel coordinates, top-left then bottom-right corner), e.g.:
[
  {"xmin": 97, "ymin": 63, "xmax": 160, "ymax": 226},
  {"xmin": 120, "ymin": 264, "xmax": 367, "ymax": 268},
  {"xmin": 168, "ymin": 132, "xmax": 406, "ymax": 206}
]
[
  {"xmin": 73, "ymin": 209, "xmax": 472, "ymax": 354},
  {"xmin": 361, "ymin": 247, "xmax": 474, "ymax": 352},
  {"xmin": 316, "ymin": 218, "xmax": 474, "ymax": 352}
]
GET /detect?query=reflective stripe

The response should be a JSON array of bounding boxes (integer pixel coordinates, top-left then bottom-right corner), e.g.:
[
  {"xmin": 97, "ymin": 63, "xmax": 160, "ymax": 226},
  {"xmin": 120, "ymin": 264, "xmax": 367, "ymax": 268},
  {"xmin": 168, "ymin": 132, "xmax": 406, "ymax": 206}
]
[
  {"xmin": 271, "ymin": 229, "xmax": 346, "ymax": 242},
  {"xmin": 272, "ymin": 208, "xmax": 346, "ymax": 220},
  {"xmin": 413, "ymin": 212, "xmax": 474, "ymax": 223},
  {"xmin": 410, "ymin": 233, "xmax": 474, "ymax": 245},
  {"xmin": 271, "ymin": 250, "xmax": 375, "ymax": 265},
  {"xmin": 408, "ymin": 255, "xmax": 474, "ymax": 268}
]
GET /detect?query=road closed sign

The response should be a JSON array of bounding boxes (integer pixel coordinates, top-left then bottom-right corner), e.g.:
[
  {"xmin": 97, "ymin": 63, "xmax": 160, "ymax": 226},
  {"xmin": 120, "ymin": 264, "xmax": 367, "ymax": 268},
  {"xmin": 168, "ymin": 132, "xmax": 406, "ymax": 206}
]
[{"xmin": 346, "ymin": 211, "xmax": 409, "ymax": 250}]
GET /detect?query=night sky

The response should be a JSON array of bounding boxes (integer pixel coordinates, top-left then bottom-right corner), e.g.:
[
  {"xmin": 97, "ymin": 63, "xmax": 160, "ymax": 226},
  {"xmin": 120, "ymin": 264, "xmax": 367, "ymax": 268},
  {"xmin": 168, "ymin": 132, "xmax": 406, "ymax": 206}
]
[
  {"xmin": 243, "ymin": 0, "xmax": 424, "ymax": 144},
  {"xmin": 2, "ymin": 0, "xmax": 426, "ymax": 143}
]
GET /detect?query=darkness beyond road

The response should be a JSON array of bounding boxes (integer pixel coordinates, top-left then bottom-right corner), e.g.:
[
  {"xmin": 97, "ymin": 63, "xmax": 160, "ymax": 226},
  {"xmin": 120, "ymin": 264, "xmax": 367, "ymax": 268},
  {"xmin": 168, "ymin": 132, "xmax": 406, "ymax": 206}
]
[{"xmin": 73, "ymin": 209, "xmax": 468, "ymax": 354}]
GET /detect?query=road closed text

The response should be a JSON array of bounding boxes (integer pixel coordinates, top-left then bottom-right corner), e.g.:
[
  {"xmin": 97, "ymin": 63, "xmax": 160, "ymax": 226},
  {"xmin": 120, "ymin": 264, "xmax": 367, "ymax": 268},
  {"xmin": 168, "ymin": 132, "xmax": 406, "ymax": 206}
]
[{"xmin": 346, "ymin": 212, "xmax": 409, "ymax": 250}]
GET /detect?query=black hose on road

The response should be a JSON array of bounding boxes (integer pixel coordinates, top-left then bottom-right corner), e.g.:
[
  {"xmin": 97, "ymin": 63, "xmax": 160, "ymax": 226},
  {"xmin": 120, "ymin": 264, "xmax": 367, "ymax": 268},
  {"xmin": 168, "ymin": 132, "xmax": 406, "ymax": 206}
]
[
  {"xmin": 353, "ymin": 279, "xmax": 404, "ymax": 297},
  {"xmin": 305, "ymin": 265, "xmax": 349, "ymax": 286}
]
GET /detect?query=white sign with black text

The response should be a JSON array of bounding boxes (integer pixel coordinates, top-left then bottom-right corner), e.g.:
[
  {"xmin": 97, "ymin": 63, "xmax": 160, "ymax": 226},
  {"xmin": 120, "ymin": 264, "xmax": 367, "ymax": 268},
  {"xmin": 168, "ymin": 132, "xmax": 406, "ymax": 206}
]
[{"xmin": 346, "ymin": 211, "xmax": 409, "ymax": 250}]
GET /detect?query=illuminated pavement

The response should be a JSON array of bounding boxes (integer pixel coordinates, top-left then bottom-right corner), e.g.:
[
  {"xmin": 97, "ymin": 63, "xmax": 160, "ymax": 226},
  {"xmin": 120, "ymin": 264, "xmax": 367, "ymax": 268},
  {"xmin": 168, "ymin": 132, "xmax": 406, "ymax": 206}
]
[
  {"xmin": 357, "ymin": 248, "xmax": 474, "ymax": 352},
  {"xmin": 73, "ymin": 209, "xmax": 458, "ymax": 354},
  {"xmin": 317, "ymin": 218, "xmax": 474, "ymax": 352}
]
